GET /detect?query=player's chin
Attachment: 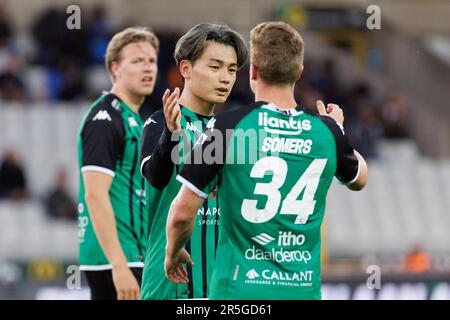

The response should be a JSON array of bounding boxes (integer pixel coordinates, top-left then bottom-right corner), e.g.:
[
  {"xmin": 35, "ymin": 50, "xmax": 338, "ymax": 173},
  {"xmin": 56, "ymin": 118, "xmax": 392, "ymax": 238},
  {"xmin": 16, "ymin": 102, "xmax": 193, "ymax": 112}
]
[
  {"xmin": 138, "ymin": 86, "xmax": 154, "ymax": 96},
  {"xmin": 210, "ymin": 93, "xmax": 229, "ymax": 104}
]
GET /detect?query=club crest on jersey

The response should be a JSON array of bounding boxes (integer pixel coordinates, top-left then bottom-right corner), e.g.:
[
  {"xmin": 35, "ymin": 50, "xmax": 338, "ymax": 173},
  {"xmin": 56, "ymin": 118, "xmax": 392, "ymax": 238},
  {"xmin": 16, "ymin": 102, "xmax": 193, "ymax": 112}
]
[
  {"xmin": 92, "ymin": 110, "xmax": 112, "ymax": 122},
  {"xmin": 194, "ymin": 133, "xmax": 208, "ymax": 147},
  {"xmin": 186, "ymin": 122, "xmax": 200, "ymax": 132},
  {"xmin": 206, "ymin": 118, "xmax": 216, "ymax": 132},
  {"xmin": 258, "ymin": 112, "xmax": 311, "ymax": 136},
  {"xmin": 128, "ymin": 117, "xmax": 138, "ymax": 127}
]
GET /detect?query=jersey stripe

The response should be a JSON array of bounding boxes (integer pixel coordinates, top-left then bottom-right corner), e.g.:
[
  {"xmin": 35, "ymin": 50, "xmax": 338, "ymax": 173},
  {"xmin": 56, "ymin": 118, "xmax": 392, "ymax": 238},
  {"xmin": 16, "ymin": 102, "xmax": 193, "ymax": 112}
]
[
  {"xmin": 199, "ymin": 117, "xmax": 209, "ymax": 298},
  {"xmin": 128, "ymin": 138, "xmax": 144, "ymax": 257},
  {"xmin": 201, "ymin": 201, "xmax": 208, "ymax": 298},
  {"xmin": 139, "ymin": 177, "xmax": 145, "ymax": 242},
  {"xmin": 215, "ymin": 191, "xmax": 219, "ymax": 255}
]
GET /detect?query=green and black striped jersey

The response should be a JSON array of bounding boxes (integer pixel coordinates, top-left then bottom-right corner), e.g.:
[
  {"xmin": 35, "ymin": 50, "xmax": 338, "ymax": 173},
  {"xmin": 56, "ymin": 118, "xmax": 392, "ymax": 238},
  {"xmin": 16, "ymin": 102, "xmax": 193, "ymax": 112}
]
[
  {"xmin": 77, "ymin": 93, "xmax": 148, "ymax": 270},
  {"xmin": 178, "ymin": 101, "xmax": 360, "ymax": 299},
  {"xmin": 140, "ymin": 106, "xmax": 218, "ymax": 300}
]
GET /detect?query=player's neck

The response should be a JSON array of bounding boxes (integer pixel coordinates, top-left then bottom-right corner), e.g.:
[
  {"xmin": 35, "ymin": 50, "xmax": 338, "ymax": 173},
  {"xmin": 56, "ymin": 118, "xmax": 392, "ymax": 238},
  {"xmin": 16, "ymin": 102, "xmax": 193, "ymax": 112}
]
[
  {"xmin": 254, "ymin": 82, "xmax": 297, "ymax": 109},
  {"xmin": 178, "ymin": 89, "xmax": 215, "ymax": 117},
  {"xmin": 110, "ymin": 85, "xmax": 144, "ymax": 114}
]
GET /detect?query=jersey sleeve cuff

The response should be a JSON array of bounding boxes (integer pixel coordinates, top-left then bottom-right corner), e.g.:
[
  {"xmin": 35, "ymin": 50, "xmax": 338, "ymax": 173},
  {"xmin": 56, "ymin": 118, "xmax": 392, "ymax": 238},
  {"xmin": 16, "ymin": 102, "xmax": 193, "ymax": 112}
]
[
  {"xmin": 81, "ymin": 165, "xmax": 115, "ymax": 177},
  {"xmin": 176, "ymin": 175, "xmax": 208, "ymax": 199},
  {"xmin": 336, "ymin": 158, "xmax": 361, "ymax": 186},
  {"xmin": 140, "ymin": 155, "xmax": 151, "ymax": 176}
]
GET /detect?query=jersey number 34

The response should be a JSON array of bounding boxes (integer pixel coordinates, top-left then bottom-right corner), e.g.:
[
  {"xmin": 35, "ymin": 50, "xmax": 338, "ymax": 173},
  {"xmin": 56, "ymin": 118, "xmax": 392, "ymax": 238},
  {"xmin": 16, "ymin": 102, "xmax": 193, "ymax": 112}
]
[{"xmin": 241, "ymin": 157, "xmax": 327, "ymax": 224}]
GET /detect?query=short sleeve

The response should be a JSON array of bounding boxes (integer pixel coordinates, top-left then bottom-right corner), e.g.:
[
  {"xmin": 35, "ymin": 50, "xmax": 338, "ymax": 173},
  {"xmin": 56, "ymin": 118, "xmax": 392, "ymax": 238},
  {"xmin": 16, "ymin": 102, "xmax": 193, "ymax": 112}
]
[{"xmin": 81, "ymin": 109, "xmax": 124, "ymax": 177}]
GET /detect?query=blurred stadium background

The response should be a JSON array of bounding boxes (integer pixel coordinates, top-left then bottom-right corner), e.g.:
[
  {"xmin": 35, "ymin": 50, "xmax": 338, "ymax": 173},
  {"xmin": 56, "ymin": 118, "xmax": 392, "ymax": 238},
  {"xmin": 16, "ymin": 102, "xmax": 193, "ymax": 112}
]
[{"xmin": 0, "ymin": 0, "xmax": 450, "ymax": 299}]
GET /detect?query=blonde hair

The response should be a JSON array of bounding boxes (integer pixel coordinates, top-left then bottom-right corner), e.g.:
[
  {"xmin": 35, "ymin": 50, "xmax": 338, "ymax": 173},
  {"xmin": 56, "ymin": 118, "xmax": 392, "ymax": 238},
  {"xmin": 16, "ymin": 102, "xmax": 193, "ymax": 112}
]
[
  {"xmin": 105, "ymin": 27, "xmax": 159, "ymax": 81},
  {"xmin": 250, "ymin": 21, "xmax": 304, "ymax": 85}
]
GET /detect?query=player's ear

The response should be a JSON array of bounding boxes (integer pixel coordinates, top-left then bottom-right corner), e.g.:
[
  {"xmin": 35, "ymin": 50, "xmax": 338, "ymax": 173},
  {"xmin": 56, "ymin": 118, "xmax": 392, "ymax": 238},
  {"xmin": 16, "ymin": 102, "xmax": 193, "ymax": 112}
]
[
  {"xmin": 249, "ymin": 64, "xmax": 257, "ymax": 94},
  {"xmin": 111, "ymin": 61, "xmax": 120, "ymax": 80},
  {"xmin": 250, "ymin": 64, "xmax": 258, "ymax": 81},
  {"xmin": 179, "ymin": 60, "xmax": 192, "ymax": 80},
  {"xmin": 296, "ymin": 64, "xmax": 304, "ymax": 81}
]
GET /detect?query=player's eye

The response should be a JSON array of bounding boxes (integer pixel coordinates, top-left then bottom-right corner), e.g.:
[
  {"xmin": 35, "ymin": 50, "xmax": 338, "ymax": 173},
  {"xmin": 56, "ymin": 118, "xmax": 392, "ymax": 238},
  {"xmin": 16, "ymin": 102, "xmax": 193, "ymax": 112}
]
[
  {"xmin": 229, "ymin": 68, "xmax": 237, "ymax": 74},
  {"xmin": 210, "ymin": 65, "xmax": 219, "ymax": 70}
]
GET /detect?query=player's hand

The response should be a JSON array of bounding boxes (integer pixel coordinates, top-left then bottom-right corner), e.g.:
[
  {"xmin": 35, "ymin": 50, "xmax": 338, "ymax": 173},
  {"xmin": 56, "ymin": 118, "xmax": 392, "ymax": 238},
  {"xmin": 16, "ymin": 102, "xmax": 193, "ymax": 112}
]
[
  {"xmin": 112, "ymin": 264, "xmax": 141, "ymax": 300},
  {"xmin": 162, "ymin": 87, "xmax": 181, "ymax": 132},
  {"xmin": 316, "ymin": 100, "xmax": 344, "ymax": 126},
  {"xmin": 164, "ymin": 248, "xmax": 193, "ymax": 284}
]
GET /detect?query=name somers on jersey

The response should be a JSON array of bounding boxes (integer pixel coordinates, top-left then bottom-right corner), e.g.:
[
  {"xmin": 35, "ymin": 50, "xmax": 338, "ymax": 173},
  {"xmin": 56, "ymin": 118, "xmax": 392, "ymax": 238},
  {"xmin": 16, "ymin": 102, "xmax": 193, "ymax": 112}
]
[
  {"xmin": 198, "ymin": 108, "xmax": 317, "ymax": 158},
  {"xmin": 258, "ymin": 111, "xmax": 313, "ymax": 155}
]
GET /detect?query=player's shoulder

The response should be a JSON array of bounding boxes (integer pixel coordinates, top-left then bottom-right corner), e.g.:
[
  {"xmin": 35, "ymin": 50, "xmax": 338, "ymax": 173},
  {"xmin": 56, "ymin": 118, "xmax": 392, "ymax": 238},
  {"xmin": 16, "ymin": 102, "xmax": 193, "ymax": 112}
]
[
  {"xmin": 81, "ymin": 93, "xmax": 126, "ymax": 137},
  {"xmin": 212, "ymin": 101, "xmax": 266, "ymax": 130},
  {"xmin": 143, "ymin": 108, "xmax": 164, "ymax": 128},
  {"xmin": 318, "ymin": 114, "xmax": 346, "ymax": 138},
  {"xmin": 85, "ymin": 93, "xmax": 124, "ymax": 124},
  {"xmin": 297, "ymin": 105, "xmax": 346, "ymax": 137},
  {"xmin": 217, "ymin": 101, "xmax": 265, "ymax": 118},
  {"xmin": 142, "ymin": 108, "xmax": 165, "ymax": 137}
]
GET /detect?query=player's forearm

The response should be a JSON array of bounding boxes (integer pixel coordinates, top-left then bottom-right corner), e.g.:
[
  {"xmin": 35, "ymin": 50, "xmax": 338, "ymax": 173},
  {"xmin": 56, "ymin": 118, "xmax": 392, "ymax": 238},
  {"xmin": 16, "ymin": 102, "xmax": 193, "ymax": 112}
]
[
  {"xmin": 347, "ymin": 150, "xmax": 368, "ymax": 191},
  {"xmin": 142, "ymin": 127, "xmax": 178, "ymax": 189},
  {"xmin": 85, "ymin": 192, "xmax": 128, "ymax": 267},
  {"xmin": 165, "ymin": 198, "xmax": 196, "ymax": 259}
]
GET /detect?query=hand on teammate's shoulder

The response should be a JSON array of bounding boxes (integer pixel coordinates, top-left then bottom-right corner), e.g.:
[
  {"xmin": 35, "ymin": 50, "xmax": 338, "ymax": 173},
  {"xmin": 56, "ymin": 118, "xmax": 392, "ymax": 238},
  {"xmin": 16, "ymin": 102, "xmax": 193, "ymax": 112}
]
[{"xmin": 316, "ymin": 100, "xmax": 344, "ymax": 126}]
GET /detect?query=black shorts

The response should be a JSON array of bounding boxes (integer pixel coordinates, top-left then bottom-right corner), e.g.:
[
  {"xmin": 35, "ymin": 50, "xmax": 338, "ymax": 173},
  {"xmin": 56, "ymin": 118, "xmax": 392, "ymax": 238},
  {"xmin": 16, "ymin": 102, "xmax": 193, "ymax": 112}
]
[{"xmin": 84, "ymin": 267, "xmax": 143, "ymax": 300}]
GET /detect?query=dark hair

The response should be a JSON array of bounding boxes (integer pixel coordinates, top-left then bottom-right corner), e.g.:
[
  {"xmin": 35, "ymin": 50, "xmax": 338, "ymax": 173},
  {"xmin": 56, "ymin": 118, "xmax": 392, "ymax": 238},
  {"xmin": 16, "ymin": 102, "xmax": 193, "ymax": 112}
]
[{"xmin": 174, "ymin": 23, "xmax": 248, "ymax": 69}]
